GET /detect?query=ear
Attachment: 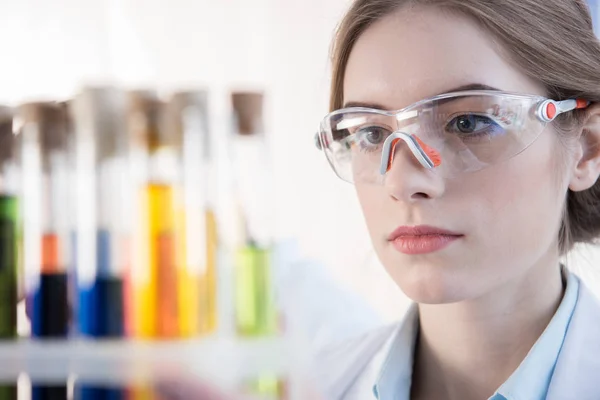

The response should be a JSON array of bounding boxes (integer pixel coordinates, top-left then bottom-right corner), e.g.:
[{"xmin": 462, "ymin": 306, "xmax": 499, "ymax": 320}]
[{"xmin": 569, "ymin": 103, "xmax": 600, "ymax": 192}]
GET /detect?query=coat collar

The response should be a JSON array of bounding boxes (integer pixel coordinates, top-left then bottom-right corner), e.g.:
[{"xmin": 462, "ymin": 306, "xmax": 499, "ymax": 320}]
[
  {"xmin": 547, "ymin": 274, "xmax": 600, "ymax": 399},
  {"xmin": 372, "ymin": 271, "xmax": 580, "ymax": 400},
  {"xmin": 314, "ymin": 272, "xmax": 600, "ymax": 400}
]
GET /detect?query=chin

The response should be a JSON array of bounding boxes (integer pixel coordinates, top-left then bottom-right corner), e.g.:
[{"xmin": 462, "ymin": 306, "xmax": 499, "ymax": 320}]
[
  {"xmin": 383, "ymin": 255, "xmax": 474, "ymax": 305},
  {"xmin": 402, "ymin": 285, "xmax": 469, "ymax": 305}
]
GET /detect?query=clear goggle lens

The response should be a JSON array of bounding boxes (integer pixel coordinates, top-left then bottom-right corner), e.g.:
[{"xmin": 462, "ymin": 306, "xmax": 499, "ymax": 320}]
[{"xmin": 316, "ymin": 92, "xmax": 588, "ymax": 183}]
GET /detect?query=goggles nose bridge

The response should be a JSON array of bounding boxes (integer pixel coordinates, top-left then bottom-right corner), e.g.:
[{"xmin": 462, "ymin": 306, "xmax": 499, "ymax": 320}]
[{"xmin": 379, "ymin": 131, "xmax": 442, "ymax": 175}]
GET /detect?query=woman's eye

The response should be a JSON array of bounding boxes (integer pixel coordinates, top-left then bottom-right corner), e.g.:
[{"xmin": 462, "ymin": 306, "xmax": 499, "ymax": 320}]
[
  {"xmin": 356, "ymin": 126, "xmax": 391, "ymax": 147},
  {"xmin": 447, "ymin": 114, "xmax": 502, "ymax": 136}
]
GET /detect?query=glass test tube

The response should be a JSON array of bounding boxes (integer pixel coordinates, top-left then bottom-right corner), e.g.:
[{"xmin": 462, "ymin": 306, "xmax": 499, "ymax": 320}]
[
  {"xmin": 166, "ymin": 91, "xmax": 217, "ymax": 336},
  {"xmin": 128, "ymin": 91, "xmax": 180, "ymax": 339},
  {"xmin": 0, "ymin": 107, "xmax": 18, "ymax": 400},
  {"xmin": 231, "ymin": 92, "xmax": 277, "ymax": 337},
  {"xmin": 128, "ymin": 91, "xmax": 190, "ymax": 400},
  {"xmin": 60, "ymin": 100, "xmax": 79, "ymax": 339},
  {"xmin": 17, "ymin": 102, "xmax": 70, "ymax": 399},
  {"xmin": 0, "ymin": 107, "xmax": 18, "ymax": 339},
  {"xmin": 230, "ymin": 92, "xmax": 282, "ymax": 399},
  {"xmin": 70, "ymin": 88, "xmax": 128, "ymax": 400},
  {"xmin": 71, "ymin": 87, "xmax": 128, "ymax": 338},
  {"xmin": 126, "ymin": 91, "xmax": 160, "ymax": 400}
]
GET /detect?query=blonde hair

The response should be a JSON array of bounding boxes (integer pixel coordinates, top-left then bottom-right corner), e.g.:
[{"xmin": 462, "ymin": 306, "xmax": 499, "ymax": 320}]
[{"xmin": 329, "ymin": 0, "xmax": 600, "ymax": 253}]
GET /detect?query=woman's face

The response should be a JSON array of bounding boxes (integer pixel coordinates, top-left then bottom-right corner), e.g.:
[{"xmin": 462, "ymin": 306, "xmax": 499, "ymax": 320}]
[{"xmin": 344, "ymin": 7, "xmax": 573, "ymax": 304}]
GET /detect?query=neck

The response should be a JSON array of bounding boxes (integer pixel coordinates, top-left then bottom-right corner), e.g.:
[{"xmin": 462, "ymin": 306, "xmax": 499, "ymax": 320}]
[{"xmin": 411, "ymin": 256, "xmax": 565, "ymax": 400}]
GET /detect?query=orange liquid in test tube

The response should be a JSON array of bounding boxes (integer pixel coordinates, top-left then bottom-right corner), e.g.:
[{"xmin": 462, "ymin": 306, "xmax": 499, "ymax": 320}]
[{"xmin": 42, "ymin": 234, "xmax": 60, "ymax": 274}]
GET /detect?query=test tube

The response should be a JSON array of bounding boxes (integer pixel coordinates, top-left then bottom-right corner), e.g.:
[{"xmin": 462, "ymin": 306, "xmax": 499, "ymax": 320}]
[
  {"xmin": 230, "ymin": 92, "xmax": 277, "ymax": 337},
  {"xmin": 0, "ymin": 107, "xmax": 18, "ymax": 339},
  {"xmin": 230, "ymin": 92, "xmax": 283, "ymax": 399},
  {"xmin": 165, "ymin": 91, "xmax": 217, "ymax": 336},
  {"xmin": 70, "ymin": 88, "xmax": 129, "ymax": 400},
  {"xmin": 0, "ymin": 107, "xmax": 18, "ymax": 400},
  {"xmin": 127, "ymin": 91, "xmax": 183, "ymax": 400},
  {"xmin": 17, "ymin": 102, "xmax": 70, "ymax": 399},
  {"xmin": 59, "ymin": 100, "xmax": 78, "ymax": 339},
  {"xmin": 128, "ymin": 91, "xmax": 179, "ymax": 339},
  {"xmin": 71, "ymin": 87, "xmax": 128, "ymax": 338}
]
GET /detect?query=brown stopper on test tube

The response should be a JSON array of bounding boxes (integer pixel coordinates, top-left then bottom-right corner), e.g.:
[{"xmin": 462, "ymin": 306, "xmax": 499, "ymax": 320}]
[
  {"xmin": 71, "ymin": 87, "xmax": 129, "ymax": 161},
  {"xmin": 127, "ymin": 90, "xmax": 164, "ymax": 150},
  {"xmin": 17, "ymin": 102, "xmax": 68, "ymax": 154},
  {"xmin": 231, "ymin": 92, "xmax": 264, "ymax": 135},
  {"xmin": 0, "ymin": 107, "xmax": 14, "ymax": 165}
]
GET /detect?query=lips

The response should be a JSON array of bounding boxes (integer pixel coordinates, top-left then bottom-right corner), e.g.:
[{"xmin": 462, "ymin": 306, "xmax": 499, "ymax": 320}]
[
  {"xmin": 387, "ymin": 225, "xmax": 462, "ymax": 241},
  {"xmin": 388, "ymin": 225, "xmax": 463, "ymax": 255}
]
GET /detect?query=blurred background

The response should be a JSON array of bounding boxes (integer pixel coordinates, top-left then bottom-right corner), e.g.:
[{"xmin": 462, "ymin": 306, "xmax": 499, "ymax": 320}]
[
  {"xmin": 0, "ymin": 0, "xmax": 406, "ymax": 333},
  {"xmin": 1, "ymin": 0, "xmax": 600, "ymax": 335}
]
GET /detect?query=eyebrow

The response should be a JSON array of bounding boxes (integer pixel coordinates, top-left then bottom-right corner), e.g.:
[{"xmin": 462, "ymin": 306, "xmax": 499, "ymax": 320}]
[{"xmin": 342, "ymin": 83, "xmax": 501, "ymax": 110}]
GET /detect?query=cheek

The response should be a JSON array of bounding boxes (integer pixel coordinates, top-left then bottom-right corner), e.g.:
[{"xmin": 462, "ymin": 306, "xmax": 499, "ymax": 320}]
[
  {"xmin": 354, "ymin": 183, "xmax": 388, "ymax": 239},
  {"xmin": 470, "ymin": 135, "xmax": 567, "ymax": 247}
]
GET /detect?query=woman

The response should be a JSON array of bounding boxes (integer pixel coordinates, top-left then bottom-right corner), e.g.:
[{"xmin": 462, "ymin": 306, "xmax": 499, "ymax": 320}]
[{"xmin": 157, "ymin": 0, "xmax": 600, "ymax": 398}]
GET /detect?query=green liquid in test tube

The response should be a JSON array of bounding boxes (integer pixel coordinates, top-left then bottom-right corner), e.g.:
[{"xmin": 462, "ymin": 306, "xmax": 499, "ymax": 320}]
[
  {"xmin": 0, "ymin": 108, "xmax": 18, "ymax": 400},
  {"xmin": 0, "ymin": 195, "xmax": 17, "ymax": 400},
  {"xmin": 235, "ymin": 245, "xmax": 276, "ymax": 336},
  {"xmin": 0, "ymin": 195, "xmax": 17, "ymax": 338},
  {"xmin": 0, "ymin": 111, "xmax": 18, "ymax": 338}
]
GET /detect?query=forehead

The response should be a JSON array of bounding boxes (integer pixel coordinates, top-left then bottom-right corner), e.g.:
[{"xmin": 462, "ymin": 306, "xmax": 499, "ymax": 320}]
[{"xmin": 343, "ymin": 6, "xmax": 545, "ymax": 109}]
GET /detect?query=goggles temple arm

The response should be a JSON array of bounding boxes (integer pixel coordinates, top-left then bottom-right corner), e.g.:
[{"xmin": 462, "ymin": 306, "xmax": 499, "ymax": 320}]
[{"xmin": 537, "ymin": 99, "xmax": 590, "ymax": 122}]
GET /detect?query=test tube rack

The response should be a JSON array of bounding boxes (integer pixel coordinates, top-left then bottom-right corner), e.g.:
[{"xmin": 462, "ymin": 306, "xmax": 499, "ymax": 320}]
[{"xmin": 0, "ymin": 335, "xmax": 312, "ymax": 399}]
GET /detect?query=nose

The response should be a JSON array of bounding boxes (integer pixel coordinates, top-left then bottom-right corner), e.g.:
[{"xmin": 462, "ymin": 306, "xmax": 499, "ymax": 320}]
[{"xmin": 383, "ymin": 134, "xmax": 445, "ymax": 202}]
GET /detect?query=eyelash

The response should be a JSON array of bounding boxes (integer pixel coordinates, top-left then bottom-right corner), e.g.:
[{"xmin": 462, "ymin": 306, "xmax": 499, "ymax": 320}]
[
  {"xmin": 354, "ymin": 126, "xmax": 392, "ymax": 153},
  {"xmin": 445, "ymin": 114, "xmax": 505, "ymax": 138}
]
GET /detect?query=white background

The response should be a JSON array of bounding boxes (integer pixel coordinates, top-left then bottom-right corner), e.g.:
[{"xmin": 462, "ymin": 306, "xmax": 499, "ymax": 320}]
[{"xmin": 1, "ymin": 0, "xmax": 599, "ymax": 324}]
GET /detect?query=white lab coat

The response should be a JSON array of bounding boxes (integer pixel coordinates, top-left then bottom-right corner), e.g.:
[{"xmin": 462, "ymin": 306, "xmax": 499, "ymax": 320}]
[{"xmin": 314, "ymin": 275, "xmax": 600, "ymax": 400}]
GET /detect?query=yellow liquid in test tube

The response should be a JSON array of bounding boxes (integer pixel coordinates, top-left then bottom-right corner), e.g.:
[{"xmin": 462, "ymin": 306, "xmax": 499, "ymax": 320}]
[
  {"xmin": 130, "ymin": 207, "xmax": 216, "ymax": 400},
  {"xmin": 127, "ymin": 386, "xmax": 154, "ymax": 400},
  {"xmin": 177, "ymin": 209, "xmax": 217, "ymax": 336},
  {"xmin": 134, "ymin": 185, "xmax": 218, "ymax": 338},
  {"xmin": 133, "ymin": 183, "xmax": 178, "ymax": 338},
  {"xmin": 131, "ymin": 184, "xmax": 178, "ymax": 400},
  {"xmin": 235, "ymin": 245, "xmax": 276, "ymax": 336},
  {"xmin": 175, "ymin": 200, "xmax": 196, "ymax": 337},
  {"xmin": 201, "ymin": 209, "xmax": 218, "ymax": 333}
]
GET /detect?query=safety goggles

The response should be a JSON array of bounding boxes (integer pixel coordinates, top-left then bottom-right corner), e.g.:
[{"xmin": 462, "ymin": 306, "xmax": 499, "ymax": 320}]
[{"xmin": 314, "ymin": 90, "xmax": 589, "ymax": 183}]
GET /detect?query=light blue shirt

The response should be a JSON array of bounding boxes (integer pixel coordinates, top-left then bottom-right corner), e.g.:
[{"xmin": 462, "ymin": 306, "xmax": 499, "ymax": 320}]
[{"xmin": 373, "ymin": 271, "xmax": 580, "ymax": 400}]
